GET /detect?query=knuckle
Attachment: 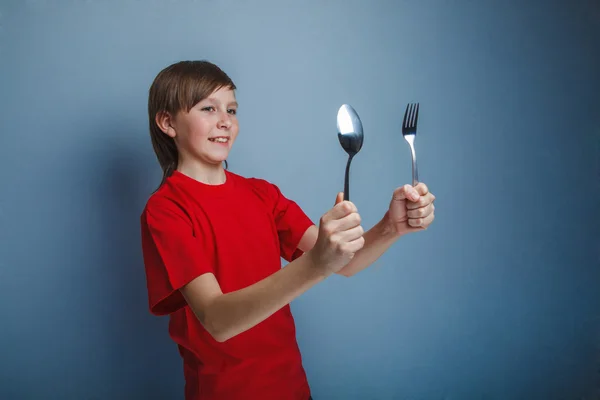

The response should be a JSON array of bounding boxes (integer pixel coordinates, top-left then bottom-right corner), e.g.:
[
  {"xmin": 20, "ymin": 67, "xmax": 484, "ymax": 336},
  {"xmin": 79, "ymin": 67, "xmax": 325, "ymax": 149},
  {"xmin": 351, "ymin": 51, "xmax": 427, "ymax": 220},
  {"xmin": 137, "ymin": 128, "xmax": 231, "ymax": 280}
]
[
  {"xmin": 341, "ymin": 244, "xmax": 352, "ymax": 255},
  {"xmin": 319, "ymin": 215, "xmax": 328, "ymax": 225},
  {"xmin": 346, "ymin": 242, "xmax": 356, "ymax": 252},
  {"xmin": 338, "ymin": 243, "xmax": 349, "ymax": 255},
  {"xmin": 333, "ymin": 238, "xmax": 344, "ymax": 252},
  {"xmin": 328, "ymin": 233, "xmax": 339, "ymax": 244},
  {"xmin": 342, "ymin": 202, "xmax": 352, "ymax": 213}
]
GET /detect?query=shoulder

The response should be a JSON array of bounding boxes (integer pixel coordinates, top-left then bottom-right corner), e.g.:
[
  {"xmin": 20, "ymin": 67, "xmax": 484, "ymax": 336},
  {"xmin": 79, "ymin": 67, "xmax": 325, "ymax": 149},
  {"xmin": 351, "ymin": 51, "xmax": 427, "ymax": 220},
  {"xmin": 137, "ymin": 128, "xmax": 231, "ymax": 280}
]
[
  {"xmin": 230, "ymin": 173, "xmax": 306, "ymax": 221},
  {"xmin": 228, "ymin": 171, "xmax": 283, "ymax": 204},
  {"xmin": 141, "ymin": 184, "xmax": 193, "ymax": 228}
]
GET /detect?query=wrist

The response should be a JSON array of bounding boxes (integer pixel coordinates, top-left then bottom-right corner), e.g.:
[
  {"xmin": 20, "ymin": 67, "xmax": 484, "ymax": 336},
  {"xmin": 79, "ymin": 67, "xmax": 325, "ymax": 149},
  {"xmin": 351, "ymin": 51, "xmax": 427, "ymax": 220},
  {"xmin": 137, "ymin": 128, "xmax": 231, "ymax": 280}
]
[
  {"xmin": 381, "ymin": 211, "xmax": 405, "ymax": 240},
  {"xmin": 303, "ymin": 250, "xmax": 334, "ymax": 280}
]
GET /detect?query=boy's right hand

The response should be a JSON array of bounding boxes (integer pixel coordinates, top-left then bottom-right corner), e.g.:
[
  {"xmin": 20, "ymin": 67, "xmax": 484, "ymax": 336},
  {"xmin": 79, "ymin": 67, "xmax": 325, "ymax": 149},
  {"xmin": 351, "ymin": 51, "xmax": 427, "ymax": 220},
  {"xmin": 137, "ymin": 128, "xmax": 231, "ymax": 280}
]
[{"xmin": 308, "ymin": 192, "xmax": 365, "ymax": 275}]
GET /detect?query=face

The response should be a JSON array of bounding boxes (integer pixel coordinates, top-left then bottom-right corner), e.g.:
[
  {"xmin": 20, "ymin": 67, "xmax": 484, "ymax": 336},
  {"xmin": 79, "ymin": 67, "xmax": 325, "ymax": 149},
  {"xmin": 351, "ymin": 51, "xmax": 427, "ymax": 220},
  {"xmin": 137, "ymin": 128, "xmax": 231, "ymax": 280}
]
[{"xmin": 159, "ymin": 86, "xmax": 239, "ymax": 169}]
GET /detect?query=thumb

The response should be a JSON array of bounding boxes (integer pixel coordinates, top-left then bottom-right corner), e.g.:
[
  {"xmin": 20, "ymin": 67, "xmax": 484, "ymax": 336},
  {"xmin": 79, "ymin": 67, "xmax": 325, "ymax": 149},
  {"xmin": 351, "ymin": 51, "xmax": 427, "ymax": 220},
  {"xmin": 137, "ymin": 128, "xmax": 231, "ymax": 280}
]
[
  {"xmin": 334, "ymin": 192, "xmax": 343, "ymax": 206},
  {"xmin": 394, "ymin": 185, "xmax": 420, "ymax": 202}
]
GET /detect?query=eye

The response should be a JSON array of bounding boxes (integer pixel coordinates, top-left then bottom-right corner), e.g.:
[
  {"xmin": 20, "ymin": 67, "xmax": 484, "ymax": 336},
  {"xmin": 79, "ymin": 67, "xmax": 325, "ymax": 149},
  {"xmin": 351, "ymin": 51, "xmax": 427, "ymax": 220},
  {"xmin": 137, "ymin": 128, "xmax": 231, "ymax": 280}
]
[
  {"xmin": 201, "ymin": 106, "xmax": 215, "ymax": 112},
  {"xmin": 227, "ymin": 108, "xmax": 237, "ymax": 115}
]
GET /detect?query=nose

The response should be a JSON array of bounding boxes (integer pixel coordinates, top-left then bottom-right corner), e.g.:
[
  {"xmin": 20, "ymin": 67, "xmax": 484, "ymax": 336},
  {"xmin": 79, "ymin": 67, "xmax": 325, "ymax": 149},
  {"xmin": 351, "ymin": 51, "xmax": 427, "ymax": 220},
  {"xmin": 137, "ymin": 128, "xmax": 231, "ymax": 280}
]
[{"xmin": 218, "ymin": 111, "xmax": 232, "ymax": 129}]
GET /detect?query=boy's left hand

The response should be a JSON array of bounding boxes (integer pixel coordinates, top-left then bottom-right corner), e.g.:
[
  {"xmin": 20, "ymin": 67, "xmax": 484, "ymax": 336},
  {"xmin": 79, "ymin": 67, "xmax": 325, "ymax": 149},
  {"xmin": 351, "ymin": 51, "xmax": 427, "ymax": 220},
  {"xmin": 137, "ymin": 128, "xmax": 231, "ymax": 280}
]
[{"xmin": 387, "ymin": 183, "xmax": 435, "ymax": 236}]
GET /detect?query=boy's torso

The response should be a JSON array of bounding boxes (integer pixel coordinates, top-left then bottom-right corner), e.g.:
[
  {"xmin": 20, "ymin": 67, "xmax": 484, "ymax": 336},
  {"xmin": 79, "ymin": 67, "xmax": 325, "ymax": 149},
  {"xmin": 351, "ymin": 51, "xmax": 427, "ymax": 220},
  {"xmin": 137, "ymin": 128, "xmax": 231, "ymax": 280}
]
[{"xmin": 159, "ymin": 171, "xmax": 311, "ymax": 399}]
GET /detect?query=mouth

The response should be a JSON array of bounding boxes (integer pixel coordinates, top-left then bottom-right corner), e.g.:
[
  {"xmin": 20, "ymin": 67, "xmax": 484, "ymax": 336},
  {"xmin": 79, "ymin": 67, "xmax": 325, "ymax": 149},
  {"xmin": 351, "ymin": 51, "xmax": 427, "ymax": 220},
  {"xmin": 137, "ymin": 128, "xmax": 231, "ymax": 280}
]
[{"xmin": 208, "ymin": 137, "xmax": 230, "ymax": 144}]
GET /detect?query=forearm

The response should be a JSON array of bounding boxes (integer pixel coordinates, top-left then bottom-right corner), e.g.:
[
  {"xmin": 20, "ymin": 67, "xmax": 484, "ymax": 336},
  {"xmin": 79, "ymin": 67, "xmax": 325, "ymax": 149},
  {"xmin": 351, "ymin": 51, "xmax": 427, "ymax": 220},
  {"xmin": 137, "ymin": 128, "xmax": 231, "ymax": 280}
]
[
  {"xmin": 337, "ymin": 212, "xmax": 401, "ymax": 277},
  {"xmin": 205, "ymin": 253, "xmax": 327, "ymax": 342}
]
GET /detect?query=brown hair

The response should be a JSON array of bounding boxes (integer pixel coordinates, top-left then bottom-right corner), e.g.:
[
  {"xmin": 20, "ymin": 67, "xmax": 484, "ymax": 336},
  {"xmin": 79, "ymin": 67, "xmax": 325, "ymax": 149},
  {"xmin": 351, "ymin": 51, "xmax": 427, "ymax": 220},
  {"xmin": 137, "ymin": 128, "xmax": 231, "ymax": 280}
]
[{"xmin": 147, "ymin": 60, "xmax": 236, "ymax": 186}]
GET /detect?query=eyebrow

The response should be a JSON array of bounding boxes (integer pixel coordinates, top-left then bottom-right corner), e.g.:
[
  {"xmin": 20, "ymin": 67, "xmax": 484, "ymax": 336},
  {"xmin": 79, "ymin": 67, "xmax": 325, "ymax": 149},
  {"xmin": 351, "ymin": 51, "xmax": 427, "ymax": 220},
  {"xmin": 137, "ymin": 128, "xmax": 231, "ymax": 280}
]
[{"xmin": 205, "ymin": 98, "xmax": 238, "ymax": 107}]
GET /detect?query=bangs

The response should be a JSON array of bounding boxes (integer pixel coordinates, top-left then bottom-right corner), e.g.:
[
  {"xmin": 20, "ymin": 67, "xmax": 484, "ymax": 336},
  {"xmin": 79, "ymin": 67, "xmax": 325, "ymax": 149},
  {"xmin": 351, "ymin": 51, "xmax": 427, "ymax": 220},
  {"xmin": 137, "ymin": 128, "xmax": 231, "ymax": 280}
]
[
  {"xmin": 152, "ymin": 60, "xmax": 236, "ymax": 115},
  {"xmin": 175, "ymin": 72, "xmax": 235, "ymax": 112}
]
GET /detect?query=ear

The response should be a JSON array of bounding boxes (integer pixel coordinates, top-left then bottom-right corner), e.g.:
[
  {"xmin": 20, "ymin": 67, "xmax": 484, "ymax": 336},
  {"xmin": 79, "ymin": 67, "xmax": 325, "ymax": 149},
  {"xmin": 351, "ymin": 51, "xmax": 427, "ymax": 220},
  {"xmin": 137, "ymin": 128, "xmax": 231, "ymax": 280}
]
[{"xmin": 155, "ymin": 111, "xmax": 177, "ymax": 138}]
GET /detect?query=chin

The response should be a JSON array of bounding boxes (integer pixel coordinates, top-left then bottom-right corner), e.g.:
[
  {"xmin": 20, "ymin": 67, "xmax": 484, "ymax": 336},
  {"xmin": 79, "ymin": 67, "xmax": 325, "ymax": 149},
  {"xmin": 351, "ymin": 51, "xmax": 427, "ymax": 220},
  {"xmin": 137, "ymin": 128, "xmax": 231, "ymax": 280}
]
[
  {"xmin": 207, "ymin": 156, "xmax": 229, "ymax": 165},
  {"xmin": 198, "ymin": 149, "xmax": 231, "ymax": 166}
]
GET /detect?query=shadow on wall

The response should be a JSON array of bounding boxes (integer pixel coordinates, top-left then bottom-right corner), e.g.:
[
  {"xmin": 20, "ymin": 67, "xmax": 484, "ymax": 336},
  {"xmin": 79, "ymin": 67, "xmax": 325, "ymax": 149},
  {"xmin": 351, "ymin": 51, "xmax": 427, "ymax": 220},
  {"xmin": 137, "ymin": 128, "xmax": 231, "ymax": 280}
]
[{"xmin": 76, "ymin": 124, "xmax": 184, "ymax": 398}]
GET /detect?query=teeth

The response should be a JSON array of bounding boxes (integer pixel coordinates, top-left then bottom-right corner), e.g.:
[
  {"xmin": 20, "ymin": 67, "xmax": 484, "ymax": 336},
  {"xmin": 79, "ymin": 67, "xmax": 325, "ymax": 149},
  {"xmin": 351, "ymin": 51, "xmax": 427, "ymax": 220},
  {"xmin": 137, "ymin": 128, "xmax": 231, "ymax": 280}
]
[{"xmin": 210, "ymin": 138, "xmax": 228, "ymax": 143}]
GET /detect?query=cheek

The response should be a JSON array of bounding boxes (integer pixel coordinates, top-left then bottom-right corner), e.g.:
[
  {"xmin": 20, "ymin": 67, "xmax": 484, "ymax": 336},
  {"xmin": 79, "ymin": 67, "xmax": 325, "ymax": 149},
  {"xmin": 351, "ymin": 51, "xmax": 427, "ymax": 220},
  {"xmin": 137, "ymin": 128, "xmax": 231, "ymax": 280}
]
[
  {"xmin": 231, "ymin": 122, "xmax": 240, "ymax": 140},
  {"xmin": 187, "ymin": 121, "xmax": 212, "ymax": 141}
]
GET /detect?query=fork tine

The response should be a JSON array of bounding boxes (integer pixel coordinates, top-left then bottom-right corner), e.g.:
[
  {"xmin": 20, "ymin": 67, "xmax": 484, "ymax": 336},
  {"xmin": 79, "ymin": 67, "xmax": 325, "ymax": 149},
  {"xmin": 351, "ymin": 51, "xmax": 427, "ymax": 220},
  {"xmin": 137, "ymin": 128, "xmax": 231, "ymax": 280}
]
[
  {"xmin": 402, "ymin": 103, "xmax": 410, "ymax": 129},
  {"xmin": 408, "ymin": 104, "xmax": 414, "ymax": 128},
  {"xmin": 413, "ymin": 103, "xmax": 419, "ymax": 128},
  {"xmin": 410, "ymin": 103, "xmax": 416, "ymax": 127}
]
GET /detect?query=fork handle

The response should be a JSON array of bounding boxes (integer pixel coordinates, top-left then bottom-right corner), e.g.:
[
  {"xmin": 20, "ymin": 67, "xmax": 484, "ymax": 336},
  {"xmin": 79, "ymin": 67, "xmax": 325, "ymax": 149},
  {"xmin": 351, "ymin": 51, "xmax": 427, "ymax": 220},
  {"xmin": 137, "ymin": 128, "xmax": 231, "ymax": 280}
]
[{"xmin": 409, "ymin": 142, "xmax": 419, "ymax": 186}]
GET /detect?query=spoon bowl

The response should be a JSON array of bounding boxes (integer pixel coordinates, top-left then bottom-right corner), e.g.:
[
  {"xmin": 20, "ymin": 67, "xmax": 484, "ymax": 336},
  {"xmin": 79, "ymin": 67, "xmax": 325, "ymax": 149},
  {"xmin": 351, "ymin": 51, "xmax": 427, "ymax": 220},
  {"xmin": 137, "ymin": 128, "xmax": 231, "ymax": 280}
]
[{"xmin": 337, "ymin": 104, "xmax": 364, "ymax": 201}]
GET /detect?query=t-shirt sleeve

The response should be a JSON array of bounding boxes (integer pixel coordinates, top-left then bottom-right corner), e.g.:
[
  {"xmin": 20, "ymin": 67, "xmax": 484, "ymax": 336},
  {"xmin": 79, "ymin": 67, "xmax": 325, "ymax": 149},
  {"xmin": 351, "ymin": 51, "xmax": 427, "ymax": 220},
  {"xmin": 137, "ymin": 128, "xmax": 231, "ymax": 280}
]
[
  {"xmin": 140, "ymin": 196, "xmax": 214, "ymax": 316},
  {"xmin": 255, "ymin": 180, "xmax": 314, "ymax": 262}
]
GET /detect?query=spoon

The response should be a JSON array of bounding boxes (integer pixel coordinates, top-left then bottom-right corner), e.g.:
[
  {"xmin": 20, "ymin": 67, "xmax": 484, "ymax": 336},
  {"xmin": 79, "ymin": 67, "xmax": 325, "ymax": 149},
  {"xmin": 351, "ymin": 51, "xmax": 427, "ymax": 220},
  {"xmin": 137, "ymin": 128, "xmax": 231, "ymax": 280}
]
[{"xmin": 337, "ymin": 104, "xmax": 364, "ymax": 201}]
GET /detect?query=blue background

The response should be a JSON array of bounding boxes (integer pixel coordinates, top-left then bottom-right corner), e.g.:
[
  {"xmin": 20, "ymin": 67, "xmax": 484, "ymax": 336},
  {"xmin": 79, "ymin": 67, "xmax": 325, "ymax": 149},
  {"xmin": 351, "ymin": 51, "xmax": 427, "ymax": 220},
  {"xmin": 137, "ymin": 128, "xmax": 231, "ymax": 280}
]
[{"xmin": 1, "ymin": 0, "xmax": 599, "ymax": 399}]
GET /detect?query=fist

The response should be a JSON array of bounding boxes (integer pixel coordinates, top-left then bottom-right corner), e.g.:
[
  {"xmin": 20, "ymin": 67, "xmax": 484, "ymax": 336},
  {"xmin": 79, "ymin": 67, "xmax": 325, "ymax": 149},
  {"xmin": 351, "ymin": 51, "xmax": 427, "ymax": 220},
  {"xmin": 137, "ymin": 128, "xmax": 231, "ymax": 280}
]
[
  {"xmin": 308, "ymin": 192, "xmax": 365, "ymax": 275},
  {"xmin": 388, "ymin": 182, "xmax": 435, "ymax": 235}
]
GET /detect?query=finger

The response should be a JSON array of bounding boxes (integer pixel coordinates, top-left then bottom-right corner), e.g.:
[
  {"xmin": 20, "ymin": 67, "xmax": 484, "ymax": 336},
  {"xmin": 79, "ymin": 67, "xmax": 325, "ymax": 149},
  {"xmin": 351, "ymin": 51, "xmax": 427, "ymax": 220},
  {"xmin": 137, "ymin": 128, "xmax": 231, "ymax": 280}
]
[
  {"xmin": 408, "ymin": 211, "xmax": 435, "ymax": 228},
  {"xmin": 422, "ymin": 212, "xmax": 435, "ymax": 227},
  {"xmin": 321, "ymin": 200, "xmax": 356, "ymax": 223},
  {"xmin": 344, "ymin": 235, "xmax": 365, "ymax": 253},
  {"xmin": 406, "ymin": 203, "xmax": 434, "ymax": 219},
  {"xmin": 335, "ymin": 224, "xmax": 364, "ymax": 242},
  {"xmin": 414, "ymin": 183, "xmax": 429, "ymax": 196},
  {"xmin": 406, "ymin": 192, "xmax": 436, "ymax": 210},
  {"xmin": 392, "ymin": 184, "xmax": 420, "ymax": 202},
  {"xmin": 334, "ymin": 192, "xmax": 343, "ymax": 206},
  {"xmin": 331, "ymin": 211, "xmax": 361, "ymax": 231},
  {"xmin": 329, "ymin": 200, "xmax": 358, "ymax": 219}
]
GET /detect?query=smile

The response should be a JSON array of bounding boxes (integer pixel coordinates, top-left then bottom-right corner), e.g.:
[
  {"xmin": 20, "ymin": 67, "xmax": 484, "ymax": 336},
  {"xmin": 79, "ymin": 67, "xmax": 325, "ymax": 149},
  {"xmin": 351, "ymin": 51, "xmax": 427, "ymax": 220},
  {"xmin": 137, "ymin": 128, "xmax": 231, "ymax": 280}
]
[{"xmin": 209, "ymin": 137, "xmax": 229, "ymax": 143}]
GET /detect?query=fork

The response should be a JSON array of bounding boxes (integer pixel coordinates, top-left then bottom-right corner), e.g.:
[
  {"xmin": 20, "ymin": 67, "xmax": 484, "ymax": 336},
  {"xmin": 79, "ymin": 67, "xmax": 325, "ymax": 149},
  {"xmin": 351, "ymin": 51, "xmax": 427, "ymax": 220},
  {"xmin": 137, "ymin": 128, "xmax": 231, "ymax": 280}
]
[{"xmin": 402, "ymin": 103, "xmax": 419, "ymax": 187}]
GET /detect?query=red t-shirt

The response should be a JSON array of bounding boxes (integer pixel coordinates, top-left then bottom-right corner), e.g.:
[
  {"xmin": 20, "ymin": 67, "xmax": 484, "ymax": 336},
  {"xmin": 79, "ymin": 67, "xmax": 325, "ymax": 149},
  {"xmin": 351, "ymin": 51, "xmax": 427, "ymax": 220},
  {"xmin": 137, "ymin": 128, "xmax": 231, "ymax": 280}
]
[{"xmin": 140, "ymin": 170, "xmax": 315, "ymax": 400}]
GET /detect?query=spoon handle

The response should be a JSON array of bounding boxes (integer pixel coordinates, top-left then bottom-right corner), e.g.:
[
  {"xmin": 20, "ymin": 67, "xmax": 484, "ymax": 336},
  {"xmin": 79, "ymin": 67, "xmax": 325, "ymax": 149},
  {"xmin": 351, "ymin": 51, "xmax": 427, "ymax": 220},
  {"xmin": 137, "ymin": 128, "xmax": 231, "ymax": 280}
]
[{"xmin": 344, "ymin": 155, "xmax": 353, "ymax": 201}]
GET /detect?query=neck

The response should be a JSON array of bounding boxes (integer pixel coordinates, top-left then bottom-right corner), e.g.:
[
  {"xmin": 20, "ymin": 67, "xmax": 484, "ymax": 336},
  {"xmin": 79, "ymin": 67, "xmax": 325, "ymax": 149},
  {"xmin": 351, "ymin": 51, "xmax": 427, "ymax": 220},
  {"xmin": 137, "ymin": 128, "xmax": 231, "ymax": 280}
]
[{"xmin": 177, "ymin": 160, "xmax": 226, "ymax": 185}]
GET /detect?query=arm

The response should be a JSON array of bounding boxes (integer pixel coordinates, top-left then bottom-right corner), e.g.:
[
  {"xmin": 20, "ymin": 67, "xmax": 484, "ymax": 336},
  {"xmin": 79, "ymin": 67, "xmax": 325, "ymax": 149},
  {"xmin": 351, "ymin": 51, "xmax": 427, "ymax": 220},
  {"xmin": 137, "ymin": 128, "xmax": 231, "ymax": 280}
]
[
  {"xmin": 297, "ymin": 183, "xmax": 436, "ymax": 277},
  {"xmin": 180, "ymin": 200, "xmax": 363, "ymax": 342},
  {"xmin": 337, "ymin": 212, "xmax": 400, "ymax": 276},
  {"xmin": 180, "ymin": 252, "xmax": 327, "ymax": 343},
  {"xmin": 297, "ymin": 212, "xmax": 400, "ymax": 278}
]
